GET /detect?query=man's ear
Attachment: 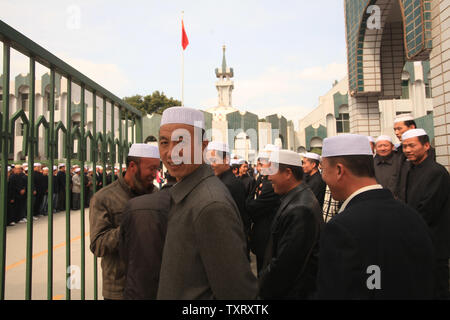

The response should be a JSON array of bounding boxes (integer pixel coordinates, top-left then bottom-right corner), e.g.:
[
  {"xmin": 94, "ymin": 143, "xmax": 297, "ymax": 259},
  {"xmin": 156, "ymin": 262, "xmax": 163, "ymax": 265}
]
[
  {"xmin": 336, "ymin": 163, "xmax": 344, "ymax": 180},
  {"xmin": 424, "ymin": 142, "xmax": 431, "ymax": 152}
]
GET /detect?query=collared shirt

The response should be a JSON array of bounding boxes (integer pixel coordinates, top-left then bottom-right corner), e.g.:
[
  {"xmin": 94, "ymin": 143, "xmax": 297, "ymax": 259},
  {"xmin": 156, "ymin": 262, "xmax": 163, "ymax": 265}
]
[{"xmin": 338, "ymin": 184, "xmax": 383, "ymax": 213}]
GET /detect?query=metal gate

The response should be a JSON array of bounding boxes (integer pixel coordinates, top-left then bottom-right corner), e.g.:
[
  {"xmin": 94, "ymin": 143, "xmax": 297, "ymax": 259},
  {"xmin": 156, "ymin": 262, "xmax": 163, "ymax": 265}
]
[{"xmin": 0, "ymin": 19, "xmax": 143, "ymax": 300}]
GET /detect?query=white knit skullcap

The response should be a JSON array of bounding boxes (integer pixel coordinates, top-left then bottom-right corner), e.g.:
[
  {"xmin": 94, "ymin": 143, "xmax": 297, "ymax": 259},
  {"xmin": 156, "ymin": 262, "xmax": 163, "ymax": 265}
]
[
  {"xmin": 160, "ymin": 107, "xmax": 205, "ymax": 129},
  {"xmin": 394, "ymin": 114, "xmax": 414, "ymax": 124},
  {"xmin": 401, "ymin": 128, "xmax": 428, "ymax": 140},
  {"xmin": 303, "ymin": 152, "xmax": 321, "ymax": 161},
  {"xmin": 269, "ymin": 149, "xmax": 302, "ymax": 167},
  {"xmin": 207, "ymin": 141, "xmax": 230, "ymax": 153},
  {"xmin": 375, "ymin": 135, "xmax": 393, "ymax": 144},
  {"xmin": 322, "ymin": 134, "xmax": 373, "ymax": 157},
  {"xmin": 128, "ymin": 143, "xmax": 160, "ymax": 159}
]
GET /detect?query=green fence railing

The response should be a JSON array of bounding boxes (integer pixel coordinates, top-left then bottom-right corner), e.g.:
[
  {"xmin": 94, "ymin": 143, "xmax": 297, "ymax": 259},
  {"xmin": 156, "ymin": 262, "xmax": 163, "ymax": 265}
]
[{"xmin": 0, "ymin": 19, "xmax": 143, "ymax": 300}]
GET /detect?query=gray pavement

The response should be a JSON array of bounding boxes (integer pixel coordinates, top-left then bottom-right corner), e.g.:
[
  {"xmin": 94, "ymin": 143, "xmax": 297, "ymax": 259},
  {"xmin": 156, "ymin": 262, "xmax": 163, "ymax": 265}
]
[{"xmin": 4, "ymin": 208, "xmax": 102, "ymax": 300}]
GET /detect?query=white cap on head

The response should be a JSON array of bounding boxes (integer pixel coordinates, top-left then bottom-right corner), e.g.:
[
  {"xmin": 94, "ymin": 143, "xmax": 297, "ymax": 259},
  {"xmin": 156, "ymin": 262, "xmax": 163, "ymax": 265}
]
[
  {"xmin": 7, "ymin": 166, "xmax": 11, "ymax": 171},
  {"xmin": 58, "ymin": 163, "xmax": 65, "ymax": 168},
  {"xmin": 303, "ymin": 152, "xmax": 321, "ymax": 161},
  {"xmin": 207, "ymin": 141, "xmax": 230, "ymax": 153},
  {"xmin": 122, "ymin": 164, "xmax": 127, "ymax": 168},
  {"xmin": 375, "ymin": 135, "xmax": 393, "ymax": 144},
  {"xmin": 128, "ymin": 143, "xmax": 160, "ymax": 159},
  {"xmin": 257, "ymin": 151, "xmax": 270, "ymax": 160},
  {"xmin": 230, "ymin": 159, "xmax": 238, "ymax": 166},
  {"xmin": 53, "ymin": 166, "xmax": 57, "ymax": 171},
  {"xmin": 269, "ymin": 149, "xmax": 302, "ymax": 167},
  {"xmin": 34, "ymin": 163, "xmax": 41, "ymax": 167},
  {"xmin": 394, "ymin": 113, "xmax": 414, "ymax": 124},
  {"xmin": 23, "ymin": 163, "xmax": 28, "ymax": 167},
  {"xmin": 96, "ymin": 165, "xmax": 102, "ymax": 169},
  {"xmin": 160, "ymin": 106, "xmax": 205, "ymax": 130},
  {"xmin": 74, "ymin": 168, "xmax": 81, "ymax": 173},
  {"xmin": 322, "ymin": 134, "xmax": 373, "ymax": 157},
  {"xmin": 264, "ymin": 144, "xmax": 280, "ymax": 152},
  {"xmin": 401, "ymin": 128, "xmax": 428, "ymax": 140},
  {"xmin": 237, "ymin": 159, "xmax": 246, "ymax": 165},
  {"xmin": 368, "ymin": 136, "xmax": 375, "ymax": 144},
  {"xmin": 42, "ymin": 167, "xmax": 49, "ymax": 171}
]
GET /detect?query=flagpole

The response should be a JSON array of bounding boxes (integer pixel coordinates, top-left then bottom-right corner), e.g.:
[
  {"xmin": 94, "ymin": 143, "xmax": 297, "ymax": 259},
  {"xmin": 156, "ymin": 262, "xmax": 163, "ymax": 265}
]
[{"xmin": 181, "ymin": 11, "xmax": 184, "ymax": 107}]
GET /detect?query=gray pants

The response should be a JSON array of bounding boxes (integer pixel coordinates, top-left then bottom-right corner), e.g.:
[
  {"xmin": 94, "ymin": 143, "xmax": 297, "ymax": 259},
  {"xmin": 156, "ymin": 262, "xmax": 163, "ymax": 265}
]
[{"xmin": 72, "ymin": 193, "xmax": 80, "ymax": 210}]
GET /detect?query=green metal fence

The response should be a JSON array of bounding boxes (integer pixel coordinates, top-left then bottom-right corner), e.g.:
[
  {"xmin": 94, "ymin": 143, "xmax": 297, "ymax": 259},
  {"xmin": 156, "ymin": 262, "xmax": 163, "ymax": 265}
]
[{"xmin": 0, "ymin": 19, "xmax": 143, "ymax": 300}]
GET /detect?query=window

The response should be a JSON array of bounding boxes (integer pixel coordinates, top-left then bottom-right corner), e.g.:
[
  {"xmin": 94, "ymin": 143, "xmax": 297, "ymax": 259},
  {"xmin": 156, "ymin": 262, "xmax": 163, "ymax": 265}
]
[
  {"xmin": 401, "ymin": 80, "xmax": 409, "ymax": 99},
  {"xmin": 0, "ymin": 94, "xmax": 3, "ymax": 102},
  {"xmin": 55, "ymin": 99, "xmax": 59, "ymax": 110},
  {"xmin": 425, "ymin": 82, "xmax": 431, "ymax": 98},
  {"xmin": 16, "ymin": 123, "xmax": 24, "ymax": 136},
  {"xmin": 21, "ymin": 93, "xmax": 29, "ymax": 111},
  {"xmin": 336, "ymin": 113, "xmax": 350, "ymax": 133}
]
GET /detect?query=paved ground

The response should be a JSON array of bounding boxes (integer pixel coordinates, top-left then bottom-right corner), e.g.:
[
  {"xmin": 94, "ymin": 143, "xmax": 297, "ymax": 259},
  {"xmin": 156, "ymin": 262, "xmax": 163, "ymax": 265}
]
[{"xmin": 4, "ymin": 208, "xmax": 102, "ymax": 300}]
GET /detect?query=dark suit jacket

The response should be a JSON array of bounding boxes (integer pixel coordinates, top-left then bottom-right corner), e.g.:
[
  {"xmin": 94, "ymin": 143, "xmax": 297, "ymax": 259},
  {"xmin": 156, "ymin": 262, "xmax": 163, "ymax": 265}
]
[
  {"xmin": 119, "ymin": 184, "xmax": 172, "ymax": 300},
  {"xmin": 259, "ymin": 183, "xmax": 324, "ymax": 299},
  {"xmin": 305, "ymin": 171, "xmax": 326, "ymax": 208},
  {"xmin": 317, "ymin": 189, "xmax": 435, "ymax": 299}
]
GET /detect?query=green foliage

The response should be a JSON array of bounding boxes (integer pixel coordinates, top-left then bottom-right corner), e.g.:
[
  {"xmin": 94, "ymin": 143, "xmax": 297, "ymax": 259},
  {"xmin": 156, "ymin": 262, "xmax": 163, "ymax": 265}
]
[{"xmin": 123, "ymin": 91, "xmax": 181, "ymax": 117}]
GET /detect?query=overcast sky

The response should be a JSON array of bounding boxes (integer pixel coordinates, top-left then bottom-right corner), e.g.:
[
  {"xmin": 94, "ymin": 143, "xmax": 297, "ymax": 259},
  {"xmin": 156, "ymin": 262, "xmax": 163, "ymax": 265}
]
[{"xmin": 0, "ymin": 0, "xmax": 348, "ymax": 128}]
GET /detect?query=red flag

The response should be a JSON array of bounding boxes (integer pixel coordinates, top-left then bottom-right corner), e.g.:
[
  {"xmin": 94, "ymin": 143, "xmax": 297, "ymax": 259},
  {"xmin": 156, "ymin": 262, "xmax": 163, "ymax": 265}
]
[{"xmin": 181, "ymin": 19, "xmax": 189, "ymax": 50}]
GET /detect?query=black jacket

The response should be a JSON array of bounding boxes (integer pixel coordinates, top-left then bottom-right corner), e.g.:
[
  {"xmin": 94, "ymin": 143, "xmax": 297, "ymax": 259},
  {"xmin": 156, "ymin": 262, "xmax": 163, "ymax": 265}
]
[
  {"xmin": 317, "ymin": 189, "xmax": 435, "ymax": 299},
  {"xmin": 373, "ymin": 152, "xmax": 399, "ymax": 195},
  {"xmin": 259, "ymin": 183, "xmax": 323, "ymax": 299},
  {"xmin": 405, "ymin": 155, "xmax": 450, "ymax": 257},
  {"xmin": 304, "ymin": 171, "xmax": 326, "ymax": 208},
  {"xmin": 218, "ymin": 169, "xmax": 251, "ymax": 236},
  {"xmin": 119, "ymin": 184, "xmax": 172, "ymax": 300},
  {"xmin": 240, "ymin": 174, "xmax": 256, "ymax": 199},
  {"xmin": 246, "ymin": 175, "xmax": 280, "ymax": 271}
]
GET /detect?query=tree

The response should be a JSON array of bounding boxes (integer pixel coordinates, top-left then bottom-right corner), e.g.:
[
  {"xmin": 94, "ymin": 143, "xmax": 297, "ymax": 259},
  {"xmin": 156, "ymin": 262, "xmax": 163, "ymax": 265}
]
[{"xmin": 123, "ymin": 91, "xmax": 181, "ymax": 116}]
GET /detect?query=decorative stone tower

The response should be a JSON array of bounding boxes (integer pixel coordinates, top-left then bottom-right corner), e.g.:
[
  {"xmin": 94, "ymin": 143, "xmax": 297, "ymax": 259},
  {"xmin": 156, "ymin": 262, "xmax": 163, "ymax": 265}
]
[{"xmin": 215, "ymin": 45, "xmax": 234, "ymax": 107}]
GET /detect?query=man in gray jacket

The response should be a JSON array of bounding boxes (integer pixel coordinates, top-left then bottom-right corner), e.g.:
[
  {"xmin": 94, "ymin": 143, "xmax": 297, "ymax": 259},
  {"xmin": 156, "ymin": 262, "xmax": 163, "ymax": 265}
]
[
  {"xmin": 89, "ymin": 144, "xmax": 160, "ymax": 300},
  {"xmin": 156, "ymin": 106, "xmax": 258, "ymax": 300}
]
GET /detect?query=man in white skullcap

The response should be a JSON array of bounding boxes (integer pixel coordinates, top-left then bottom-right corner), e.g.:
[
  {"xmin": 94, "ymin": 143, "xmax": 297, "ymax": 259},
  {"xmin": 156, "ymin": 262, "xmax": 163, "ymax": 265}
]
[
  {"xmin": 156, "ymin": 106, "xmax": 257, "ymax": 300},
  {"xmin": 316, "ymin": 134, "xmax": 435, "ymax": 299},
  {"xmin": 56, "ymin": 163, "xmax": 66, "ymax": 212},
  {"xmin": 206, "ymin": 141, "xmax": 251, "ymax": 256},
  {"xmin": 373, "ymin": 135, "xmax": 398, "ymax": 194},
  {"xmin": 258, "ymin": 150, "xmax": 323, "ymax": 299},
  {"xmin": 401, "ymin": 129, "xmax": 450, "ymax": 299},
  {"xmin": 89, "ymin": 143, "xmax": 160, "ymax": 300},
  {"xmin": 302, "ymin": 152, "xmax": 326, "ymax": 207}
]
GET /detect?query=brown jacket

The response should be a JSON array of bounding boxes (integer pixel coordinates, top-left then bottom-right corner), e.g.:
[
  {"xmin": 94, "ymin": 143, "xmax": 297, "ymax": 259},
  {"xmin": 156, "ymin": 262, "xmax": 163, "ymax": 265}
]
[{"xmin": 89, "ymin": 174, "xmax": 155, "ymax": 299}]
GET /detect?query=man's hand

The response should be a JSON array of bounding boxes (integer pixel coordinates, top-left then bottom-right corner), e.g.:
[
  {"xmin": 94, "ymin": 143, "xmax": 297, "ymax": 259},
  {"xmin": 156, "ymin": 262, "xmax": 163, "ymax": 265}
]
[{"xmin": 20, "ymin": 189, "xmax": 25, "ymax": 196}]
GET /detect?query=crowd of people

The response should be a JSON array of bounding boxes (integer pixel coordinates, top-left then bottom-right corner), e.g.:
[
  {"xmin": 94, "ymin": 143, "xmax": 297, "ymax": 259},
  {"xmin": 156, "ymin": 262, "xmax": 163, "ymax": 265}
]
[
  {"xmin": 87, "ymin": 107, "xmax": 448, "ymax": 300},
  {"xmin": 1, "ymin": 106, "xmax": 448, "ymax": 300},
  {"xmin": 3, "ymin": 162, "xmax": 127, "ymax": 226}
]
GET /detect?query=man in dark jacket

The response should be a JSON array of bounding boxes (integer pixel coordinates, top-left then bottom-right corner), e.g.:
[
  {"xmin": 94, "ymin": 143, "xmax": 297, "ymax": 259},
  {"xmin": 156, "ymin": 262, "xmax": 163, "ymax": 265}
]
[
  {"xmin": 259, "ymin": 150, "xmax": 323, "ymax": 299},
  {"xmin": 207, "ymin": 142, "xmax": 251, "ymax": 254},
  {"xmin": 302, "ymin": 152, "xmax": 326, "ymax": 208},
  {"xmin": 239, "ymin": 160, "xmax": 256, "ymax": 198},
  {"xmin": 401, "ymin": 129, "xmax": 450, "ymax": 299},
  {"xmin": 33, "ymin": 163, "xmax": 45, "ymax": 218},
  {"xmin": 9, "ymin": 165, "xmax": 28, "ymax": 223},
  {"xmin": 119, "ymin": 175, "xmax": 176, "ymax": 300},
  {"xmin": 56, "ymin": 164, "xmax": 66, "ymax": 212},
  {"xmin": 246, "ymin": 152, "xmax": 281, "ymax": 275},
  {"xmin": 373, "ymin": 135, "xmax": 399, "ymax": 195},
  {"xmin": 317, "ymin": 134, "xmax": 435, "ymax": 299}
]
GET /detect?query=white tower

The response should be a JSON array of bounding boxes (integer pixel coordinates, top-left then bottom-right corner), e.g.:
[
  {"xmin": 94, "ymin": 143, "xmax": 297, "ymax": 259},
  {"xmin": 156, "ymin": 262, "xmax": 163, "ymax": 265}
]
[{"xmin": 215, "ymin": 45, "xmax": 234, "ymax": 107}]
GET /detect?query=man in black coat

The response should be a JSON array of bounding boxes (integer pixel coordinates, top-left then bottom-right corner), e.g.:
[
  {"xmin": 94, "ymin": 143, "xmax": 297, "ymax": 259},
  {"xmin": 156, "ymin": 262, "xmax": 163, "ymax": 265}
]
[
  {"xmin": 401, "ymin": 129, "xmax": 450, "ymax": 299},
  {"xmin": 259, "ymin": 150, "xmax": 323, "ymax": 299},
  {"xmin": 56, "ymin": 164, "xmax": 66, "ymax": 212},
  {"xmin": 9, "ymin": 165, "xmax": 28, "ymax": 223},
  {"xmin": 302, "ymin": 152, "xmax": 326, "ymax": 208},
  {"xmin": 207, "ymin": 142, "xmax": 251, "ymax": 253},
  {"xmin": 238, "ymin": 161, "xmax": 256, "ymax": 198},
  {"xmin": 33, "ymin": 163, "xmax": 45, "ymax": 218},
  {"xmin": 119, "ymin": 176, "xmax": 175, "ymax": 300},
  {"xmin": 373, "ymin": 135, "xmax": 399, "ymax": 195},
  {"xmin": 246, "ymin": 154, "xmax": 281, "ymax": 275},
  {"xmin": 317, "ymin": 134, "xmax": 435, "ymax": 299}
]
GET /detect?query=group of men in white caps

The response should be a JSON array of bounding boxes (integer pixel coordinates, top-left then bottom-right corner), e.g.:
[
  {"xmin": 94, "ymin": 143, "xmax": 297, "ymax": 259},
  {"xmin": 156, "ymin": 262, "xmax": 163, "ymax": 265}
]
[
  {"xmin": 88, "ymin": 106, "xmax": 449, "ymax": 300},
  {"xmin": 4, "ymin": 161, "xmax": 127, "ymax": 226}
]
